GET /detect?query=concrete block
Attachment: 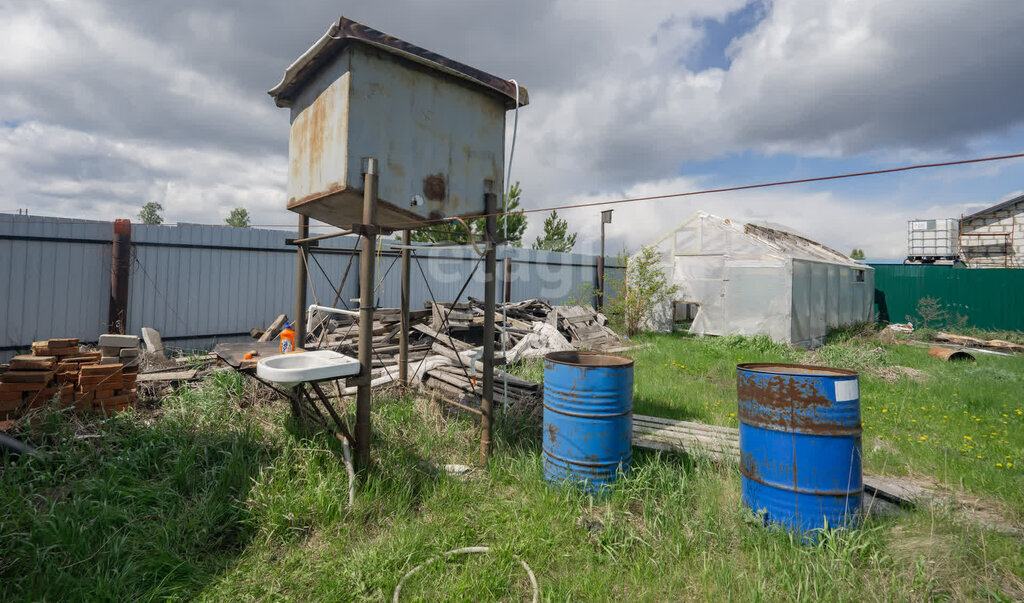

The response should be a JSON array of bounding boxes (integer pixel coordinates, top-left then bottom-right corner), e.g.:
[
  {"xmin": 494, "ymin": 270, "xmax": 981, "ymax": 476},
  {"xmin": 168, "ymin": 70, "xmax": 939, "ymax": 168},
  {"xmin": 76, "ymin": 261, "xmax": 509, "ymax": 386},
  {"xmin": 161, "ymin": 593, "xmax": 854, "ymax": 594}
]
[
  {"xmin": 118, "ymin": 348, "xmax": 140, "ymax": 359},
  {"xmin": 98, "ymin": 334, "xmax": 140, "ymax": 349},
  {"xmin": 141, "ymin": 328, "xmax": 165, "ymax": 358},
  {"xmin": 100, "ymin": 357, "xmax": 121, "ymax": 365}
]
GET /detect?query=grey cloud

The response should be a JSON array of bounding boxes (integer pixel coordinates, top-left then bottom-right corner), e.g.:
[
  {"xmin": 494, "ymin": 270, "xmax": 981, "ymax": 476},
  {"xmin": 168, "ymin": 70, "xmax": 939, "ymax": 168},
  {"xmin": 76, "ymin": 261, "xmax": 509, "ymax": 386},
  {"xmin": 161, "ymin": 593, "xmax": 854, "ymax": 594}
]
[{"xmin": 3, "ymin": 0, "xmax": 1024, "ymax": 245}]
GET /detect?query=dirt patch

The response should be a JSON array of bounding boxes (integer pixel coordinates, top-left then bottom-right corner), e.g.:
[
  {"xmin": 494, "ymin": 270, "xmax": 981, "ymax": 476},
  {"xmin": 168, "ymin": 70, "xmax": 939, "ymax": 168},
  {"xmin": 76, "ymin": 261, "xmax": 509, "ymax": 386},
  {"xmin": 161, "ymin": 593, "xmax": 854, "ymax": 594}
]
[{"xmin": 874, "ymin": 366, "xmax": 927, "ymax": 383}]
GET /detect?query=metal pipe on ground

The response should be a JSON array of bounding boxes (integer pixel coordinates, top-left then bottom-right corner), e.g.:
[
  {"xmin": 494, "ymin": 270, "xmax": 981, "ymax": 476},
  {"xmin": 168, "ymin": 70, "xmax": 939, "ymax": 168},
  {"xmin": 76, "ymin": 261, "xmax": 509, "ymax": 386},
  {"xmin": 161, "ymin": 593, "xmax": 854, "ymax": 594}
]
[{"xmin": 928, "ymin": 347, "xmax": 975, "ymax": 362}]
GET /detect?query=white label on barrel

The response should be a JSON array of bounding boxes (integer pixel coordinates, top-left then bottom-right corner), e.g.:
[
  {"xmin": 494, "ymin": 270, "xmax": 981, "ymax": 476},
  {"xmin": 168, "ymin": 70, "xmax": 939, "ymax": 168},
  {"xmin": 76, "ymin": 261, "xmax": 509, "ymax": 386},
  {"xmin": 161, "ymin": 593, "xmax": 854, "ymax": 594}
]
[{"xmin": 835, "ymin": 380, "xmax": 859, "ymax": 401}]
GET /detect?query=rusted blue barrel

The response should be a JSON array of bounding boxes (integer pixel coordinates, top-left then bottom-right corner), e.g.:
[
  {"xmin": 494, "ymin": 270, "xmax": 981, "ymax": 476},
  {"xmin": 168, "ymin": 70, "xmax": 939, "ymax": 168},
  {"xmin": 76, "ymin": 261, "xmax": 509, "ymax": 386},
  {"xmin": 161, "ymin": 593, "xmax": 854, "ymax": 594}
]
[
  {"xmin": 736, "ymin": 363, "xmax": 862, "ymax": 532},
  {"xmin": 543, "ymin": 351, "xmax": 634, "ymax": 491}
]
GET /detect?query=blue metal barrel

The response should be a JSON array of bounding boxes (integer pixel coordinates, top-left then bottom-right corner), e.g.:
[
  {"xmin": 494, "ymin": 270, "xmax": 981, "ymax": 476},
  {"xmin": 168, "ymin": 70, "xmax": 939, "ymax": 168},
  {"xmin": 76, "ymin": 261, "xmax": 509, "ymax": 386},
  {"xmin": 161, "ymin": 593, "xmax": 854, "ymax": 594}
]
[
  {"xmin": 736, "ymin": 363, "xmax": 862, "ymax": 532},
  {"xmin": 543, "ymin": 351, "xmax": 634, "ymax": 491}
]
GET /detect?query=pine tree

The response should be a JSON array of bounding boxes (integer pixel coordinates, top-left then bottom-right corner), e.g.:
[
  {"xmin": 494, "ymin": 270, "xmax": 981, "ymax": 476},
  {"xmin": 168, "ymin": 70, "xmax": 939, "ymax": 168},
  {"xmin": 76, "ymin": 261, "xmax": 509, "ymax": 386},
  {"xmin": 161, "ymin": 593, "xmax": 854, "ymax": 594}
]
[
  {"xmin": 531, "ymin": 210, "xmax": 578, "ymax": 253},
  {"xmin": 410, "ymin": 181, "xmax": 527, "ymax": 246}
]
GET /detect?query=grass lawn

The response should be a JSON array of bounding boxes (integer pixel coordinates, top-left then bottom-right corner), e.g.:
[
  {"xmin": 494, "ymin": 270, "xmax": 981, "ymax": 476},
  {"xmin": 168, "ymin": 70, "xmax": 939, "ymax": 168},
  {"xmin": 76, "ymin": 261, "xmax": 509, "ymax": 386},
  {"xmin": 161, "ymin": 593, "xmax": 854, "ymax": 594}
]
[{"xmin": 2, "ymin": 331, "xmax": 1022, "ymax": 600}]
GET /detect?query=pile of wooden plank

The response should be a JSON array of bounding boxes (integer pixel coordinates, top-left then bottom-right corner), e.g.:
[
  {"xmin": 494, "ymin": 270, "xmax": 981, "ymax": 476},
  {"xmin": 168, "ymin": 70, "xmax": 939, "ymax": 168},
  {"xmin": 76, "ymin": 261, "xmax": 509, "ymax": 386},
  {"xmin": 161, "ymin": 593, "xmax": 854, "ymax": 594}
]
[
  {"xmin": 547, "ymin": 305, "xmax": 620, "ymax": 349},
  {"xmin": 283, "ymin": 299, "xmax": 616, "ymax": 411},
  {"xmin": 421, "ymin": 364, "xmax": 542, "ymax": 415},
  {"xmin": 934, "ymin": 332, "xmax": 1024, "ymax": 354}
]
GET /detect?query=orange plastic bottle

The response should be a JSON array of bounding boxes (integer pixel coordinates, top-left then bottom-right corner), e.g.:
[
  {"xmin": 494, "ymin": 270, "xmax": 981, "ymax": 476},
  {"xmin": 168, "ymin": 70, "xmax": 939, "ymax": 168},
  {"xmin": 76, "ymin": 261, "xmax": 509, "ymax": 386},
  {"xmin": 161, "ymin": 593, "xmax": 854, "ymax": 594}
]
[{"xmin": 279, "ymin": 321, "xmax": 296, "ymax": 354}]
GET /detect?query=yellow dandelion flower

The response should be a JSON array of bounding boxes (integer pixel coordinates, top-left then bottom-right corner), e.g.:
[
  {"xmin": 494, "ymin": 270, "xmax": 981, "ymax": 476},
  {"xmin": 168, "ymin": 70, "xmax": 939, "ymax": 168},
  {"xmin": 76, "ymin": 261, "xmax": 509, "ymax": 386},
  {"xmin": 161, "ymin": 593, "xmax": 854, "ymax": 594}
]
[
  {"xmin": 964, "ymin": 436, "xmax": 972, "ymax": 440},
  {"xmin": 997, "ymin": 463, "xmax": 1003, "ymax": 467}
]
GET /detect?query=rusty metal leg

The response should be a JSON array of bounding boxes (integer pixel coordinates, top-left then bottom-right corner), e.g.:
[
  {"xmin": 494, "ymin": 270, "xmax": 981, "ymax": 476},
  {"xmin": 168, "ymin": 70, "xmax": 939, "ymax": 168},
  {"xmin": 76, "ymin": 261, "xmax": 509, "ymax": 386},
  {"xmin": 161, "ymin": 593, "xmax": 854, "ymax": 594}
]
[
  {"xmin": 355, "ymin": 158, "xmax": 378, "ymax": 472},
  {"xmin": 295, "ymin": 214, "xmax": 309, "ymax": 347},
  {"xmin": 399, "ymin": 229, "xmax": 411, "ymax": 386},
  {"xmin": 481, "ymin": 190, "xmax": 497, "ymax": 464},
  {"xmin": 108, "ymin": 219, "xmax": 131, "ymax": 333}
]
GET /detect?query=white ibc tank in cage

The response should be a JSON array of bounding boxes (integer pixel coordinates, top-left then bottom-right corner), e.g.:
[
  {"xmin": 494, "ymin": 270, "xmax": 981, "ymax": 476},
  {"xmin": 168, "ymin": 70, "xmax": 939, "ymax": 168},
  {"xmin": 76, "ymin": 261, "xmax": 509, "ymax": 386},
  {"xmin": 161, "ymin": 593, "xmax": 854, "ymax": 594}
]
[{"xmin": 907, "ymin": 218, "xmax": 958, "ymax": 259}]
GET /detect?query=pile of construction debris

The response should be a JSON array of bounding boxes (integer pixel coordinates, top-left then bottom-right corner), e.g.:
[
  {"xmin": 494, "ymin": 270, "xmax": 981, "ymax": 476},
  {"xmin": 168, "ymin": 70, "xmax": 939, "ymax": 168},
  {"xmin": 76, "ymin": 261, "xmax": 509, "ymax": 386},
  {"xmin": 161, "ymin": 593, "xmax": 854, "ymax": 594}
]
[{"xmin": 252, "ymin": 299, "xmax": 621, "ymax": 417}]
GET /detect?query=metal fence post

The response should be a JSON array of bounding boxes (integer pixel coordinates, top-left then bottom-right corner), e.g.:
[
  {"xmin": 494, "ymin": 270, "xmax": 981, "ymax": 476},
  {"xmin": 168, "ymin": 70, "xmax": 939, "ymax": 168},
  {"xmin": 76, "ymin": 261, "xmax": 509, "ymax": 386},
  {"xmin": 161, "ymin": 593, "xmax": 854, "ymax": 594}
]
[{"xmin": 108, "ymin": 219, "xmax": 132, "ymax": 334}]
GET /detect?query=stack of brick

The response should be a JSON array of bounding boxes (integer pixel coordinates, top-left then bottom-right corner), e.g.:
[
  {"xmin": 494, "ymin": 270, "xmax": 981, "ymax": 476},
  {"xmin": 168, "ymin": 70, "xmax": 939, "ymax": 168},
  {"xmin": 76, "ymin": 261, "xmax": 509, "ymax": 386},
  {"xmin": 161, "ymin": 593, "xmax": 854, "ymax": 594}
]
[
  {"xmin": 76, "ymin": 334, "xmax": 141, "ymax": 413},
  {"xmin": 0, "ymin": 338, "xmax": 83, "ymax": 419},
  {"xmin": 30, "ymin": 338, "xmax": 82, "ymax": 360},
  {"xmin": 54, "ymin": 351, "xmax": 103, "ymax": 389},
  {"xmin": 76, "ymin": 364, "xmax": 138, "ymax": 413}
]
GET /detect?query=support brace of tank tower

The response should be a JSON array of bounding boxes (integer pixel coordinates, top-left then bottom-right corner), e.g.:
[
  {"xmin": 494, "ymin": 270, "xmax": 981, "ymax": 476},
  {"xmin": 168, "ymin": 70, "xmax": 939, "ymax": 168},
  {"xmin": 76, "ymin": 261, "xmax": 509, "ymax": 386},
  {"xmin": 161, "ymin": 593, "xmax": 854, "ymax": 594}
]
[{"xmin": 355, "ymin": 157, "xmax": 378, "ymax": 472}]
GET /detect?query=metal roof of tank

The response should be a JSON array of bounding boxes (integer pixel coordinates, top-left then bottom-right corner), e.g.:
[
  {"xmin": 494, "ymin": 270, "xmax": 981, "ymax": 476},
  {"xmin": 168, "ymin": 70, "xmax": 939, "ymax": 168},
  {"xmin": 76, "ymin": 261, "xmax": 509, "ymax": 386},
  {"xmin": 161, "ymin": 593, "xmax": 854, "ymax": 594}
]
[{"xmin": 268, "ymin": 17, "xmax": 529, "ymax": 110}]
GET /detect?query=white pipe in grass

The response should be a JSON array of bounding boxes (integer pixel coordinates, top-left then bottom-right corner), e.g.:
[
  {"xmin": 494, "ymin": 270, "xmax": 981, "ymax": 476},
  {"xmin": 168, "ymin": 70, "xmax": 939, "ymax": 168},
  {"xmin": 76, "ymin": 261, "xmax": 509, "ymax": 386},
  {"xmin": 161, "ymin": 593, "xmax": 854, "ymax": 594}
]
[{"xmin": 393, "ymin": 546, "xmax": 538, "ymax": 602}]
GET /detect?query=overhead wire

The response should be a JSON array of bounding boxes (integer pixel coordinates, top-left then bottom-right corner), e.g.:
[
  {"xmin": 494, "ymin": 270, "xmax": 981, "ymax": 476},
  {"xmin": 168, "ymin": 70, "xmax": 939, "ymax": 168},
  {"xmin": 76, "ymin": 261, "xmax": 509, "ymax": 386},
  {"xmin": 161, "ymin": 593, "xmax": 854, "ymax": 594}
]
[{"xmin": 3, "ymin": 151, "xmax": 1022, "ymax": 229}]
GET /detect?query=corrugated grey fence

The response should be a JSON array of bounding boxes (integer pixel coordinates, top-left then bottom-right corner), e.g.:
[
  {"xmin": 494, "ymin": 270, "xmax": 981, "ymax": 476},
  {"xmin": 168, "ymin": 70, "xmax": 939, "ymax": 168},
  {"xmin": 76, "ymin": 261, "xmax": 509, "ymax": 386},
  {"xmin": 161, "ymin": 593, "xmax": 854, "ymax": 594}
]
[{"xmin": 0, "ymin": 215, "xmax": 622, "ymax": 361}]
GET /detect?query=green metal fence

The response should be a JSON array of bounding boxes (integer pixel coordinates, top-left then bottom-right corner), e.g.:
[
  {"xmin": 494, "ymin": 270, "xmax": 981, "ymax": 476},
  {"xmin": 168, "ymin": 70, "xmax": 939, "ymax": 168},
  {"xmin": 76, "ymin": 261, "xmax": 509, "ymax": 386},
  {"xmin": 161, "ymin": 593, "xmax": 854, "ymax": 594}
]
[{"xmin": 870, "ymin": 264, "xmax": 1024, "ymax": 332}]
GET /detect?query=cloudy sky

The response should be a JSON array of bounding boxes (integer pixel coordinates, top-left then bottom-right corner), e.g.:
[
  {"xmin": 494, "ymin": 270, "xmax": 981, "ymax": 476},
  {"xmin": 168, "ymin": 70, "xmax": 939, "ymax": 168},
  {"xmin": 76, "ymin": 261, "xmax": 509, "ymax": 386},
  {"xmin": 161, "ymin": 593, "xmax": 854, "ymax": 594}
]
[{"xmin": 2, "ymin": 0, "xmax": 1023, "ymax": 258}]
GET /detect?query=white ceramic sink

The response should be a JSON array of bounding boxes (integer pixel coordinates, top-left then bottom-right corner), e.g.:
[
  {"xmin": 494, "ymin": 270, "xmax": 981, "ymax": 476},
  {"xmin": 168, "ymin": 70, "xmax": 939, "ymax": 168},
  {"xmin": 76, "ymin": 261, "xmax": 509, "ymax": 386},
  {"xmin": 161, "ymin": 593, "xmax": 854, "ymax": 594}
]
[{"xmin": 256, "ymin": 350, "xmax": 360, "ymax": 387}]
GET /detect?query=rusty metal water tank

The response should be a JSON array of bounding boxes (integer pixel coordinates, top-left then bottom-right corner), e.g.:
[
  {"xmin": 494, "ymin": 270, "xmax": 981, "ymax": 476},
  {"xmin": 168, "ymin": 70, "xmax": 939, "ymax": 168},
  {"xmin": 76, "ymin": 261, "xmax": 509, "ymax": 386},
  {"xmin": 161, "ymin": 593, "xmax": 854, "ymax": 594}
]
[
  {"xmin": 269, "ymin": 17, "xmax": 528, "ymax": 229},
  {"xmin": 736, "ymin": 363, "xmax": 863, "ymax": 533}
]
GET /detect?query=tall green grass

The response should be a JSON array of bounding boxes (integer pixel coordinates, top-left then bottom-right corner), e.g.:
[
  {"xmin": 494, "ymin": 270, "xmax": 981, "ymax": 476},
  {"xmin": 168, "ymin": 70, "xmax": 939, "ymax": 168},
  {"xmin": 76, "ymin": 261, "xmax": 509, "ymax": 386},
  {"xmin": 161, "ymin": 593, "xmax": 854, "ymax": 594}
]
[{"xmin": 2, "ymin": 335, "xmax": 1022, "ymax": 600}]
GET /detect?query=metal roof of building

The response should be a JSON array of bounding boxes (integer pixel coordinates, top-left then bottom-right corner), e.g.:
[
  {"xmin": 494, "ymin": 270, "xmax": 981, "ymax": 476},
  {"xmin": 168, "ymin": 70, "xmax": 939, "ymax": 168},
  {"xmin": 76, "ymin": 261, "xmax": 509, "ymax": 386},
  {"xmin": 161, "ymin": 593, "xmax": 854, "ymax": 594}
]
[
  {"xmin": 268, "ymin": 17, "xmax": 528, "ymax": 109},
  {"xmin": 962, "ymin": 192, "xmax": 1024, "ymax": 221}
]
